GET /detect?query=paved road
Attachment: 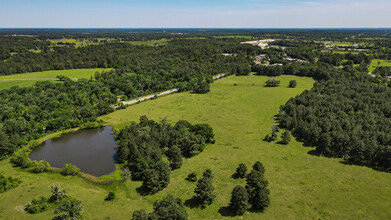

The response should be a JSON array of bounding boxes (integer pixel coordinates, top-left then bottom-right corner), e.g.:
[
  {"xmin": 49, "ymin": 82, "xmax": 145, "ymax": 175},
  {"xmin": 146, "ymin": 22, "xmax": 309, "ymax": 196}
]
[
  {"xmin": 120, "ymin": 73, "xmax": 226, "ymax": 106},
  {"xmin": 122, "ymin": 89, "xmax": 179, "ymax": 105}
]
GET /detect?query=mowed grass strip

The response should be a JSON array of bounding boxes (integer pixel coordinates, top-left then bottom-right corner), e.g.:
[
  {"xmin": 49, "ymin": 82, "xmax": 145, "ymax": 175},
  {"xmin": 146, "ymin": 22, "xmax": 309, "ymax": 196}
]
[
  {"xmin": 0, "ymin": 68, "xmax": 111, "ymax": 90},
  {"xmin": 0, "ymin": 74, "xmax": 390, "ymax": 219}
]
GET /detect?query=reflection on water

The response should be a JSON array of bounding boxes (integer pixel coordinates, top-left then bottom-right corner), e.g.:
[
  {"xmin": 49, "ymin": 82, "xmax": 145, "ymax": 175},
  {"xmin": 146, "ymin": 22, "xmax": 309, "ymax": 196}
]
[{"xmin": 30, "ymin": 127, "xmax": 117, "ymax": 177}]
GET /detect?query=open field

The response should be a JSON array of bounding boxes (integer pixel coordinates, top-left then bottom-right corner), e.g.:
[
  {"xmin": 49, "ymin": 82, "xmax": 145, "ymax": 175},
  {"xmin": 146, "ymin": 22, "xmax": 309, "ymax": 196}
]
[
  {"xmin": 126, "ymin": 39, "xmax": 169, "ymax": 46},
  {"xmin": 369, "ymin": 59, "xmax": 391, "ymax": 72},
  {"xmin": 49, "ymin": 38, "xmax": 116, "ymax": 47},
  {"xmin": 1, "ymin": 74, "xmax": 389, "ymax": 219},
  {"xmin": 0, "ymin": 68, "xmax": 111, "ymax": 90}
]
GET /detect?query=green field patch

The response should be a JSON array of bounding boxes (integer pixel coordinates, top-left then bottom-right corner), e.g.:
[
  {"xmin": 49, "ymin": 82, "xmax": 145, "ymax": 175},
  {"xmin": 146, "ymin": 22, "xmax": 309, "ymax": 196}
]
[
  {"xmin": 126, "ymin": 39, "xmax": 169, "ymax": 46},
  {"xmin": 0, "ymin": 69, "xmax": 112, "ymax": 90},
  {"xmin": 369, "ymin": 59, "xmax": 391, "ymax": 72}
]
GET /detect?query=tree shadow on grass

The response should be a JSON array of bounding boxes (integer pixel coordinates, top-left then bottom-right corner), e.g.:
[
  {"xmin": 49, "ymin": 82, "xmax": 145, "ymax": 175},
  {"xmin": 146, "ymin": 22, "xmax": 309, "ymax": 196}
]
[
  {"xmin": 184, "ymin": 197, "xmax": 200, "ymax": 209},
  {"xmin": 218, "ymin": 206, "xmax": 235, "ymax": 217},
  {"xmin": 135, "ymin": 185, "xmax": 151, "ymax": 196}
]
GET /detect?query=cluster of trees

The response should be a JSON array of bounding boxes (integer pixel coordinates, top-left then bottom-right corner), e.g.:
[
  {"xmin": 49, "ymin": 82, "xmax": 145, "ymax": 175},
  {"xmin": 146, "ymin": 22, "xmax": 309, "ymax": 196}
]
[
  {"xmin": 279, "ymin": 74, "xmax": 391, "ymax": 171},
  {"xmin": 253, "ymin": 62, "xmax": 335, "ymax": 80},
  {"xmin": 0, "ymin": 36, "xmax": 49, "ymax": 60},
  {"xmin": 265, "ymin": 78, "xmax": 281, "ymax": 87},
  {"xmin": 228, "ymin": 162, "xmax": 270, "ymax": 216},
  {"xmin": 0, "ymin": 79, "xmax": 117, "ymax": 158},
  {"xmin": 373, "ymin": 66, "xmax": 391, "ymax": 77},
  {"xmin": 25, "ymin": 185, "xmax": 83, "ymax": 219},
  {"xmin": 116, "ymin": 116, "xmax": 215, "ymax": 194},
  {"xmin": 0, "ymin": 174, "xmax": 21, "ymax": 193}
]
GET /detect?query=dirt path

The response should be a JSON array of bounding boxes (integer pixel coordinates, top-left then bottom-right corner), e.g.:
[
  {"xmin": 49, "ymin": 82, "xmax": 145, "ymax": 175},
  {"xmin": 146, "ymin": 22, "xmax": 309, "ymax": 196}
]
[{"xmin": 120, "ymin": 73, "xmax": 226, "ymax": 106}]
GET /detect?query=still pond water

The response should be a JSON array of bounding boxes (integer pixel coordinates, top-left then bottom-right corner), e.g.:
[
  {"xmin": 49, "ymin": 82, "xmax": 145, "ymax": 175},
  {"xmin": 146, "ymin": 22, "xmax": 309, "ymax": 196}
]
[{"xmin": 30, "ymin": 127, "xmax": 117, "ymax": 177}]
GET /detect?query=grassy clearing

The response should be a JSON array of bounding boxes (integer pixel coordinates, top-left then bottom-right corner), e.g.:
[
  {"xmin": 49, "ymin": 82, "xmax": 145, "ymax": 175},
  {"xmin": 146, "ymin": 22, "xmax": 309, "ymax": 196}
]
[
  {"xmin": 0, "ymin": 69, "xmax": 111, "ymax": 90},
  {"xmin": 214, "ymin": 36, "xmax": 254, "ymax": 40},
  {"xmin": 369, "ymin": 59, "xmax": 391, "ymax": 72},
  {"xmin": 126, "ymin": 39, "xmax": 169, "ymax": 46},
  {"xmin": 1, "ymin": 74, "xmax": 390, "ymax": 219},
  {"xmin": 49, "ymin": 38, "xmax": 116, "ymax": 48}
]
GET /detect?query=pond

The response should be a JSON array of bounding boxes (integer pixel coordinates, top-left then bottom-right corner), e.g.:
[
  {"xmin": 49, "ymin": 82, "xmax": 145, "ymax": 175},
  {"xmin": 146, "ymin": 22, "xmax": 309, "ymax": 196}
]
[{"xmin": 29, "ymin": 127, "xmax": 117, "ymax": 177}]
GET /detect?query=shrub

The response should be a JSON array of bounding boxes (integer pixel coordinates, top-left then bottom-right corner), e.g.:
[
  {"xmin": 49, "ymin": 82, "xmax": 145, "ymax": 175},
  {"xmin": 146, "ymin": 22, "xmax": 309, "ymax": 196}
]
[
  {"xmin": 186, "ymin": 172, "xmax": 197, "ymax": 182},
  {"xmin": 0, "ymin": 174, "xmax": 21, "ymax": 193},
  {"xmin": 288, "ymin": 80, "xmax": 297, "ymax": 88},
  {"xmin": 54, "ymin": 197, "xmax": 83, "ymax": 219},
  {"xmin": 30, "ymin": 160, "xmax": 51, "ymax": 173},
  {"xmin": 280, "ymin": 131, "xmax": 291, "ymax": 145},
  {"xmin": 105, "ymin": 192, "xmax": 116, "ymax": 201},
  {"xmin": 265, "ymin": 78, "xmax": 281, "ymax": 87},
  {"xmin": 25, "ymin": 196, "xmax": 50, "ymax": 214},
  {"xmin": 10, "ymin": 150, "xmax": 32, "ymax": 168},
  {"xmin": 61, "ymin": 164, "xmax": 80, "ymax": 176}
]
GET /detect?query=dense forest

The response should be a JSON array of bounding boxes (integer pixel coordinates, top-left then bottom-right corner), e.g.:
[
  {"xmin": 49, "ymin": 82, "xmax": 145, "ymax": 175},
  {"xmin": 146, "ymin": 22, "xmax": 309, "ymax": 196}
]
[
  {"xmin": 0, "ymin": 79, "xmax": 117, "ymax": 157},
  {"xmin": 278, "ymin": 73, "xmax": 391, "ymax": 171}
]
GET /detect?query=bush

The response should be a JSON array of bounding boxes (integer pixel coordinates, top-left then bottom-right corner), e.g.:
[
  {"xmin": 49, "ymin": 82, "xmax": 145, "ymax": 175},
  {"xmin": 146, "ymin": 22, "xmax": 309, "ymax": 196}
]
[
  {"xmin": 280, "ymin": 131, "xmax": 291, "ymax": 145},
  {"xmin": 0, "ymin": 174, "xmax": 21, "ymax": 193},
  {"xmin": 288, "ymin": 80, "xmax": 297, "ymax": 88},
  {"xmin": 54, "ymin": 197, "xmax": 83, "ymax": 219},
  {"xmin": 25, "ymin": 196, "xmax": 50, "ymax": 214},
  {"xmin": 186, "ymin": 172, "xmax": 197, "ymax": 182},
  {"xmin": 265, "ymin": 78, "xmax": 281, "ymax": 87},
  {"xmin": 49, "ymin": 185, "xmax": 67, "ymax": 202},
  {"xmin": 61, "ymin": 164, "xmax": 80, "ymax": 176},
  {"xmin": 10, "ymin": 150, "xmax": 32, "ymax": 168},
  {"xmin": 234, "ymin": 163, "xmax": 247, "ymax": 179},
  {"xmin": 30, "ymin": 160, "xmax": 51, "ymax": 173},
  {"xmin": 105, "ymin": 191, "xmax": 116, "ymax": 201}
]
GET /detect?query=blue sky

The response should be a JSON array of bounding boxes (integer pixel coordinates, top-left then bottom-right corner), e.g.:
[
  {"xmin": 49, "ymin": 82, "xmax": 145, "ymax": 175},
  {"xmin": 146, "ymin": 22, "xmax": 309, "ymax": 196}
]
[{"xmin": 0, "ymin": 0, "xmax": 390, "ymax": 28}]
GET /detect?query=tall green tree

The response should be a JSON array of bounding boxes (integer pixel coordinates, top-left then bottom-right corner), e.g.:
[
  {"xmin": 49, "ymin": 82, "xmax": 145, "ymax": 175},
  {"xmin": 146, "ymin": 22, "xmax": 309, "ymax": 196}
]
[{"xmin": 229, "ymin": 185, "xmax": 249, "ymax": 216}]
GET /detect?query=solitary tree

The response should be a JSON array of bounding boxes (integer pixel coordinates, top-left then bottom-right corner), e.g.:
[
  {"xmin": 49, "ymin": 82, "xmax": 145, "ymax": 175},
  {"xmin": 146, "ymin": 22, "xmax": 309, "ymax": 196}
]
[
  {"xmin": 194, "ymin": 170, "xmax": 215, "ymax": 208},
  {"xmin": 152, "ymin": 194, "xmax": 188, "ymax": 220},
  {"xmin": 234, "ymin": 163, "xmax": 248, "ymax": 179},
  {"xmin": 229, "ymin": 185, "xmax": 249, "ymax": 216},
  {"xmin": 245, "ymin": 170, "xmax": 270, "ymax": 211},
  {"xmin": 288, "ymin": 80, "xmax": 297, "ymax": 88}
]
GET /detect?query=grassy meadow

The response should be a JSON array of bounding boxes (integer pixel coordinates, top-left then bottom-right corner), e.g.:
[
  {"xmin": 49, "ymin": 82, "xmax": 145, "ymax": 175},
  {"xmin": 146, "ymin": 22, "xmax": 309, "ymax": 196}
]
[
  {"xmin": 369, "ymin": 59, "xmax": 391, "ymax": 72},
  {"xmin": 127, "ymin": 39, "xmax": 169, "ymax": 46},
  {"xmin": 0, "ymin": 74, "xmax": 390, "ymax": 219},
  {"xmin": 0, "ymin": 68, "xmax": 111, "ymax": 90}
]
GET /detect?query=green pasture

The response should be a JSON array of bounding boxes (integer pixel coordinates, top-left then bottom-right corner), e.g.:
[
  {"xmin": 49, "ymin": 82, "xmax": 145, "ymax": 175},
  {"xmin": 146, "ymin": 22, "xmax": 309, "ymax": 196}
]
[
  {"xmin": 0, "ymin": 74, "xmax": 390, "ymax": 219},
  {"xmin": 0, "ymin": 68, "xmax": 111, "ymax": 90}
]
